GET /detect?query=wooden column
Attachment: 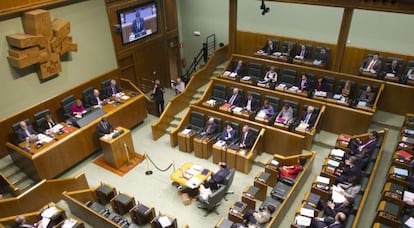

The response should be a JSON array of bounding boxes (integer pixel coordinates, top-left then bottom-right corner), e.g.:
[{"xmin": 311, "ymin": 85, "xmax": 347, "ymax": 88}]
[
  {"xmin": 332, "ymin": 7, "xmax": 353, "ymax": 72},
  {"xmin": 229, "ymin": 0, "xmax": 237, "ymax": 57}
]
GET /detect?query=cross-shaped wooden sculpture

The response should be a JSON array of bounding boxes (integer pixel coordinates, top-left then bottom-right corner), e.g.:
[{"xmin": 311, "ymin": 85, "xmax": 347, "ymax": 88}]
[{"xmin": 6, "ymin": 9, "xmax": 78, "ymax": 80}]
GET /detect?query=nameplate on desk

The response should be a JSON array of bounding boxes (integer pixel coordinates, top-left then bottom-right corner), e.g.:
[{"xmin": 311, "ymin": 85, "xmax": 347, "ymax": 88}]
[{"xmin": 72, "ymin": 108, "xmax": 105, "ymax": 128}]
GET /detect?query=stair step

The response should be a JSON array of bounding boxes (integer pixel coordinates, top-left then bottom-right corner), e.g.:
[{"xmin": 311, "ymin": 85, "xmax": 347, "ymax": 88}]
[
  {"xmin": 3, "ymin": 167, "xmax": 20, "ymax": 179},
  {"xmin": 173, "ymin": 116, "xmax": 182, "ymax": 121},
  {"xmin": 16, "ymin": 179, "xmax": 35, "ymax": 193},
  {"xmin": 7, "ymin": 170, "xmax": 26, "ymax": 182},
  {"xmin": 12, "ymin": 175, "xmax": 30, "ymax": 186},
  {"xmin": 0, "ymin": 162, "xmax": 15, "ymax": 173},
  {"xmin": 3, "ymin": 192, "xmax": 15, "ymax": 198}
]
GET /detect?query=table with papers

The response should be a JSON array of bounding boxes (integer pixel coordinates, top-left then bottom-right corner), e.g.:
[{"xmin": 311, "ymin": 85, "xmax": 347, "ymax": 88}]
[{"xmin": 170, "ymin": 162, "xmax": 211, "ymax": 189}]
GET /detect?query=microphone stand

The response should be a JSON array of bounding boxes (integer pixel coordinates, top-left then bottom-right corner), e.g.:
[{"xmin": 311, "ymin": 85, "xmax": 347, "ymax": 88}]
[{"xmin": 145, "ymin": 153, "xmax": 153, "ymax": 175}]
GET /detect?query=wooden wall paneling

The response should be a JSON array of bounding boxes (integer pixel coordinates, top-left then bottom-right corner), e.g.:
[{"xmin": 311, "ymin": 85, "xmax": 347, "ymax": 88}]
[
  {"xmin": 235, "ymin": 31, "xmax": 337, "ymax": 70},
  {"xmin": 167, "ymin": 37, "xmax": 181, "ymax": 80},
  {"xmin": 0, "ymin": 0, "xmax": 85, "ymax": 18},
  {"xmin": 163, "ymin": 0, "xmax": 178, "ymax": 32},
  {"xmin": 378, "ymin": 82, "xmax": 414, "ymax": 115},
  {"xmin": 0, "ymin": 69, "xmax": 120, "ymax": 158},
  {"xmin": 229, "ymin": 0, "xmax": 237, "ymax": 57}
]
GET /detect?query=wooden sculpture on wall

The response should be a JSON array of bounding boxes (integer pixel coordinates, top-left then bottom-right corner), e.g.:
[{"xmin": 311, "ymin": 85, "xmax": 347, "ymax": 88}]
[{"xmin": 6, "ymin": 9, "xmax": 78, "ymax": 80}]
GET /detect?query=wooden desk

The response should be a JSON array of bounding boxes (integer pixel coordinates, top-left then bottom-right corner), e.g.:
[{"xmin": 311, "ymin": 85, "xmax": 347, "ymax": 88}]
[
  {"xmin": 177, "ymin": 130, "xmax": 196, "ymax": 153},
  {"xmin": 193, "ymin": 136, "xmax": 215, "ymax": 159},
  {"xmin": 6, "ymin": 94, "xmax": 147, "ymax": 181},
  {"xmin": 226, "ymin": 148, "xmax": 238, "ymax": 169},
  {"xmin": 236, "ymin": 149, "xmax": 254, "ymax": 174},
  {"xmin": 265, "ymin": 161, "xmax": 279, "ymax": 187},
  {"xmin": 253, "ymin": 171, "xmax": 271, "ymax": 201},
  {"xmin": 228, "ymin": 201, "xmax": 247, "ymax": 224},
  {"xmin": 99, "ymin": 127, "xmax": 135, "ymax": 169},
  {"xmin": 212, "ymin": 141, "xmax": 227, "ymax": 164},
  {"xmin": 241, "ymin": 185, "xmax": 259, "ymax": 211},
  {"xmin": 170, "ymin": 162, "xmax": 211, "ymax": 189}
]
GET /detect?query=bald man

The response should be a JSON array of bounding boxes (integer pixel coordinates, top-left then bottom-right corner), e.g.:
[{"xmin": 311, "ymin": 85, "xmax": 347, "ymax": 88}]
[
  {"xmin": 15, "ymin": 121, "xmax": 37, "ymax": 143},
  {"xmin": 200, "ymin": 117, "xmax": 217, "ymax": 137},
  {"xmin": 89, "ymin": 89, "xmax": 103, "ymax": 106}
]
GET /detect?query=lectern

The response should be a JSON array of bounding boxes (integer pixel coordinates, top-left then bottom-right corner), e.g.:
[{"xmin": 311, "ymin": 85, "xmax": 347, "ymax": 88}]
[{"xmin": 99, "ymin": 126, "xmax": 135, "ymax": 169}]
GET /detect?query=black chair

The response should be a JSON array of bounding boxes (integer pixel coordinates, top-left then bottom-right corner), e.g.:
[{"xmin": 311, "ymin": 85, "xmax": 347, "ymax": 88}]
[
  {"xmin": 380, "ymin": 57, "xmax": 403, "ymax": 80},
  {"xmin": 111, "ymin": 193, "xmax": 136, "ymax": 215},
  {"xmin": 60, "ymin": 95, "xmax": 76, "ymax": 118},
  {"xmin": 131, "ymin": 203, "xmax": 155, "ymax": 226},
  {"xmin": 247, "ymin": 63, "xmax": 263, "ymax": 82},
  {"xmin": 270, "ymin": 178, "xmax": 294, "ymax": 202},
  {"xmin": 82, "ymin": 86, "xmax": 95, "ymax": 107},
  {"xmin": 223, "ymin": 168, "xmax": 235, "ymax": 200},
  {"xmin": 322, "ymin": 76, "xmax": 335, "ymax": 94},
  {"xmin": 185, "ymin": 111, "xmax": 205, "ymax": 132},
  {"xmin": 95, "ymin": 183, "xmax": 117, "ymax": 205},
  {"xmin": 197, "ymin": 184, "xmax": 227, "ymax": 216},
  {"xmin": 101, "ymin": 79, "xmax": 112, "ymax": 99},
  {"xmin": 210, "ymin": 84, "xmax": 227, "ymax": 104},
  {"xmin": 247, "ymin": 91, "xmax": 261, "ymax": 112},
  {"xmin": 279, "ymin": 69, "xmax": 297, "ymax": 87},
  {"xmin": 85, "ymin": 201, "xmax": 110, "ymax": 217},
  {"xmin": 33, "ymin": 109, "xmax": 51, "ymax": 132},
  {"xmin": 281, "ymin": 41, "xmax": 296, "ymax": 53}
]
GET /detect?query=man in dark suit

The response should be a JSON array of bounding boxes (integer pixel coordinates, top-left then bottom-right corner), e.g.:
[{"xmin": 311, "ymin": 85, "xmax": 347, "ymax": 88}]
[
  {"xmin": 200, "ymin": 117, "xmax": 217, "ymax": 138},
  {"xmin": 359, "ymin": 53, "xmax": 382, "ymax": 75},
  {"xmin": 295, "ymin": 44, "xmax": 310, "ymax": 60},
  {"xmin": 221, "ymin": 122, "xmax": 236, "ymax": 143},
  {"xmin": 107, "ymin": 79, "xmax": 120, "ymax": 97},
  {"xmin": 225, "ymin": 88, "xmax": 242, "ymax": 107},
  {"xmin": 151, "ymin": 79, "xmax": 165, "ymax": 117},
  {"xmin": 96, "ymin": 118, "xmax": 115, "ymax": 137},
  {"xmin": 319, "ymin": 197, "xmax": 352, "ymax": 218},
  {"xmin": 313, "ymin": 48, "xmax": 329, "ymax": 65},
  {"xmin": 239, "ymin": 125, "xmax": 255, "ymax": 150},
  {"xmin": 261, "ymin": 40, "xmax": 277, "ymax": 55},
  {"xmin": 311, "ymin": 212, "xmax": 346, "ymax": 228},
  {"xmin": 349, "ymin": 131, "xmax": 378, "ymax": 156},
  {"xmin": 297, "ymin": 74, "xmax": 311, "ymax": 92},
  {"xmin": 335, "ymin": 156, "xmax": 362, "ymax": 184},
  {"xmin": 206, "ymin": 162, "xmax": 230, "ymax": 191},
  {"xmin": 15, "ymin": 121, "xmax": 37, "ymax": 143},
  {"xmin": 243, "ymin": 94, "xmax": 259, "ymax": 112},
  {"xmin": 231, "ymin": 60, "xmax": 246, "ymax": 76},
  {"xmin": 89, "ymin": 89, "xmax": 104, "ymax": 106},
  {"xmin": 42, "ymin": 114, "xmax": 57, "ymax": 132},
  {"xmin": 382, "ymin": 60, "xmax": 400, "ymax": 78},
  {"xmin": 132, "ymin": 10, "xmax": 146, "ymax": 37},
  {"xmin": 298, "ymin": 106, "xmax": 318, "ymax": 130}
]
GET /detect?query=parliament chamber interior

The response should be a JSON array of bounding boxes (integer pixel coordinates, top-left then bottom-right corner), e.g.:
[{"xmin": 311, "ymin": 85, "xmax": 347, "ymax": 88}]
[{"xmin": 0, "ymin": 0, "xmax": 414, "ymax": 228}]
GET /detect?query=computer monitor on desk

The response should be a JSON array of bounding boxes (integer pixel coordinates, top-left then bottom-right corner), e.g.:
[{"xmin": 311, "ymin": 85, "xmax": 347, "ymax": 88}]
[{"xmin": 71, "ymin": 108, "xmax": 105, "ymax": 128}]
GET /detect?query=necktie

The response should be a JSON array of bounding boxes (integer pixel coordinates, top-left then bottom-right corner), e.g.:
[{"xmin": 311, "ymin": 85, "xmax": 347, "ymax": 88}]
[
  {"xmin": 48, "ymin": 121, "xmax": 53, "ymax": 129},
  {"xmin": 246, "ymin": 99, "xmax": 251, "ymax": 111},
  {"xmin": 229, "ymin": 95, "xmax": 236, "ymax": 105},
  {"xmin": 243, "ymin": 133, "xmax": 247, "ymax": 144},
  {"xmin": 367, "ymin": 60, "xmax": 376, "ymax": 70},
  {"xmin": 25, "ymin": 129, "xmax": 31, "ymax": 137},
  {"xmin": 305, "ymin": 114, "xmax": 311, "ymax": 124},
  {"xmin": 300, "ymin": 50, "xmax": 304, "ymax": 57}
]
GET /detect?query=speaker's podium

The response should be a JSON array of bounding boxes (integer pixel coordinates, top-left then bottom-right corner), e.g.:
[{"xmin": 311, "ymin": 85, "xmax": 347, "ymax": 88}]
[{"xmin": 99, "ymin": 126, "xmax": 136, "ymax": 169}]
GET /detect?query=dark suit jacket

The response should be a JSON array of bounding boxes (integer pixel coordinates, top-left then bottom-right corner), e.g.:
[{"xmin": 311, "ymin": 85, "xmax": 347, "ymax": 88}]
[
  {"xmin": 231, "ymin": 62, "xmax": 246, "ymax": 75},
  {"xmin": 132, "ymin": 17, "xmax": 146, "ymax": 36},
  {"xmin": 239, "ymin": 131, "xmax": 255, "ymax": 149},
  {"xmin": 202, "ymin": 123, "xmax": 217, "ymax": 136},
  {"xmin": 226, "ymin": 94, "xmax": 242, "ymax": 106},
  {"xmin": 212, "ymin": 168, "xmax": 230, "ymax": 184},
  {"xmin": 320, "ymin": 200, "xmax": 351, "ymax": 217},
  {"xmin": 314, "ymin": 52, "xmax": 329, "ymax": 64},
  {"xmin": 243, "ymin": 97, "xmax": 259, "ymax": 112},
  {"xmin": 221, "ymin": 128, "xmax": 236, "ymax": 142},
  {"xmin": 42, "ymin": 119, "xmax": 57, "ymax": 131},
  {"xmin": 15, "ymin": 126, "xmax": 37, "ymax": 143},
  {"xmin": 300, "ymin": 112, "xmax": 318, "ymax": 129},
  {"xmin": 261, "ymin": 43, "xmax": 277, "ymax": 55},
  {"xmin": 296, "ymin": 48, "xmax": 310, "ymax": 59},
  {"xmin": 312, "ymin": 218, "xmax": 341, "ymax": 228},
  {"xmin": 89, "ymin": 95, "xmax": 103, "ymax": 106},
  {"xmin": 361, "ymin": 57, "xmax": 382, "ymax": 73},
  {"xmin": 384, "ymin": 64, "xmax": 400, "ymax": 75},
  {"xmin": 106, "ymin": 85, "xmax": 120, "ymax": 97},
  {"xmin": 359, "ymin": 91, "xmax": 375, "ymax": 105},
  {"xmin": 338, "ymin": 164, "xmax": 362, "ymax": 183},
  {"xmin": 96, "ymin": 121, "xmax": 114, "ymax": 137},
  {"xmin": 297, "ymin": 79, "xmax": 310, "ymax": 91}
]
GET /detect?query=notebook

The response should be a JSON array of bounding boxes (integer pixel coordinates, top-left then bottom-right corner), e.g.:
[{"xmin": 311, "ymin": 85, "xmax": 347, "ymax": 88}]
[{"xmin": 394, "ymin": 167, "xmax": 409, "ymax": 177}]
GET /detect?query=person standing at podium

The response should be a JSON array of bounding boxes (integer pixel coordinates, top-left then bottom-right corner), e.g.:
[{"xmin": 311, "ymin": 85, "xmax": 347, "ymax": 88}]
[{"xmin": 97, "ymin": 118, "xmax": 115, "ymax": 137}]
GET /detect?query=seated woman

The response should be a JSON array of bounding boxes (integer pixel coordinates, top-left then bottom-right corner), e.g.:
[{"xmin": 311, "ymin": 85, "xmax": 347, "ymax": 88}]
[
  {"xmin": 71, "ymin": 99, "xmax": 85, "ymax": 116},
  {"xmin": 337, "ymin": 80, "xmax": 352, "ymax": 104},
  {"xmin": 257, "ymin": 100, "xmax": 275, "ymax": 119},
  {"xmin": 279, "ymin": 157, "xmax": 306, "ymax": 179},
  {"xmin": 358, "ymin": 85, "xmax": 375, "ymax": 106},
  {"xmin": 331, "ymin": 176, "xmax": 361, "ymax": 203},
  {"xmin": 275, "ymin": 103, "xmax": 293, "ymax": 125},
  {"xmin": 314, "ymin": 77, "xmax": 326, "ymax": 92},
  {"xmin": 259, "ymin": 66, "xmax": 278, "ymax": 85}
]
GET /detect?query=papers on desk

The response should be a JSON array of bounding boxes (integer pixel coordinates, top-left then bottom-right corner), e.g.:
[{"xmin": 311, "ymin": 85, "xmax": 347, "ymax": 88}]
[
  {"xmin": 327, "ymin": 159, "xmax": 340, "ymax": 168},
  {"xmin": 404, "ymin": 191, "xmax": 414, "ymax": 202},
  {"xmin": 316, "ymin": 176, "xmax": 330, "ymax": 185},
  {"xmin": 256, "ymin": 110, "xmax": 266, "ymax": 118},
  {"xmin": 405, "ymin": 129, "xmax": 414, "ymax": 136},
  {"xmin": 331, "ymin": 149, "xmax": 345, "ymax": 158},
  {"xmin": 206, "ymin": 99, "xmax": 216, "ymax": 106},
  {"xmin": 41, "ymin": 206, "xmax": 60, "ymax": 218},
  {"xmin": 38, "ymin": 134, "xmax": 53, "ymax": 144},
  {"xmin": 295, "ymin": 55, "xmax": 304, "ymax": 60},
  {"xmin": 277, "ymin": 83, "xmax": 287, "ymax": 89},
  {"xmin": 51, "ymin": 124, "xmax": 63, "ymax": 133},
  {"xmin": 405, "ymin": 217, "xmax": 414, "ymax": 228},
  {"xmin": 300, "ymin": 207, "xmax": 314, "ymax": 217},
  {"xmin": 75, "ymin": 114, "xmax": 82, "ymax": 119},
  {"xmin": 295, "ymin": 215, "xmax": 311, "ymax": 226},
  {"xmin": 386, "ymin": 73, "xmax": 395, "ymax": 78},
  {"xmin": 158, "ymin": 216, "xmax": 172, "ymax": 227},
  {"xmin": 270, "ymin": 159, "xmax": 280, "ymax": 166},
  {"xmin": 289, "ymin": 86, "xmax": 299, "ymax": 92},
  {"xmin": 273, "ymin": 52, "xmax": 282, "ymax": 56},
  {"xmin": 181, "ymin": 129, "xmax": 192, "ymax": 135},
  {"xmin": 314, "ymin": 91, "xmax": 327, "ymax": 97},
  {"xmin": 313, "ymin": 60, "xmax": 322, "ymax": 65},
  {"xmin": 332, "ymin": 185, "xmax": 346, "ymax": 203},
  {"xmin": 223, "ymin": 71, "xmax": 231, "ymax": 76},
  {"xmin": 333, "ymin": 94, "xmax": 342, "ymax": 100},
  {"xmin": 121, "ymin": 95, "xmax": 130, "ymax": 100},
  {"xmin": 394, "ymin": 167, "xmax": 409, "ymax": 177},
  {"xmin": 191, "ymin": 164, "xmax": 202, "ymax": 171},
  {"xmin": 232, "ymin": 107, "xmax": 243, "ymax": 113},
  {"xmin": 62, "ymin": 219, "xmax": 78, "ymax": 228},
  {"xmin": 296, "ymin": 122, "xmax": 308, "ymax": 131},
  {"xmin": 230, "ymin": 72, "xmax": 237, "ymax": 77},
  {"xmin": 215, "ymin": 140, "xmax": 226, "ymax": 147},
  {"xmin": 357, "ymin": 101, "xmax": 367, "ymax": 107},
  {"xmin": 186, "ymin": 177, "xmax": 202, "ymax": 188},
  {"xmin": 402, "ymin": 136, "xmax": 414, "ymax": 144},
  {"xmin": 241, "ymin": 76, "xmax": 251, "ymax": 81}
]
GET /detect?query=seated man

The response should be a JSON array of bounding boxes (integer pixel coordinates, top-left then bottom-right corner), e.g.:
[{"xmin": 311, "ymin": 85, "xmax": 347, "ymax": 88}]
[
  {"xmin": 311, "ymin": 212, "xmax": 346, "ymax": 228},
  {"xmin": 318, "ymin": 197, "xmax": 353, "ymax": 217},
  {"xmin": 243, "ymin": 94, "xmax": 259, "ymax": 112},
  {"xmin": 259, "ymin": 66, "xmax": 278, "ymax": 85},
  {"xmin": 358, "ymin": 85, "xmax": 375, "ymax": 106},
  {"xmin": 279, "ymin": 157, "xmax": 306, "ymax": 179},
  {"xmin": 338, "ymin": 80, "xmax": 352, "ymax": 103},
  {"xmin": 15, "ymin": 121, "xmax": 37, "ymax": 143},
  {"xmin": 260, "ymin": 39, "xmax": 277, "ymax": 55},
  {"xmin": 283, "ymin": 43, "xmax": 295, "ymax": 63},
  {"xmin": 71, "ymin": 99, "xmax": 85, "ymax": 116},
  {"xmin": 407, "ymin": 68, "xmax": 414, "ymax": 81},
  {"xmin": 239, "ymin": 125, "xmax": 255, "ymax": 150},
  {"xmin": 275, "ymin": 103, "xmax": 294, "ymax": 125},
  {"xmin": 313, "ymin": 48, "xmax": 329, "ymax": 65},
  {"xmin": 220, "ymin": 122, "xmax": 236, "ymax": 143},
  {"xmin": 90, "ymin": 89, "xmax": 104, "ymax": 106},
  {"xmin": 257, "ymin": 100, "xmax": 275, "ymax": 119},
  {"xmin": 96, "ymin": 118, "xmax": 115, "ymax": 137},
  {"xmin": 359, "ymin": 53, "xmax": 382, "ymax": 75},
  {"xmin": 243, "ymin": 205, "xmax": 275, "ymax": 226},
  {"xmin": 225, "ymin": 88, "xmax": 242, "ymax": 107},
  {"xmin": 230, "ymin": 60, "xmax": 246, "ymax": 76},
  {"xmin": 295, "ymin": 44, "xmax": 309, "ymax": 60},
  {"xmin": 296, "ymin": 106, "xmax": 317, "ymax": 131},
  {"xmin": 199, "ymin": 117, "xmax": 217, "ymax": 138},
  {"xmin": 107, "ymin": 79, "xmax": 120, "ymax": 97},
  {"xmin": 174, "ymin": 77, "xmax": 185, "ymax": 95},
  {"xmin": 297, "ymin": 74, "xmax": 311, "ymax": 92},
  {"xmin": 335, "ymin": 156, "xmax": 362, "ymax": 184},
  {"xmin": 42, "ymin": 114, "xmax": 57, "ymax": 132},
  {"xmin": 14, "ymin": 215, "xmax": 36, "ymax": 228},
  {"xmin": 382, "ymin": 59, "xmax": 400, "ymax": 79},
  {"xmin": 349, "ymin": 131, "xmax": 378, "ymax": 156},
  {"xmin": 205, "ymin": 162, "xmax": 230, "ymax": 191}
]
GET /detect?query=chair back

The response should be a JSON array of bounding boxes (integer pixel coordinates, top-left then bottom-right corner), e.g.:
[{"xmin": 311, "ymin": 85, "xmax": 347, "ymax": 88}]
[
  {"xmin": 212, "ymin": 84, "xmax": 227, "ymax": 102},
  {"xmin": 60, "ymin": 95, "xmax": 76, "ymax": 116},
  {"xmin": 189, "ymin": 111, "xmax": 205, "ymax": 130},
  {"xmin": 33, "ymin": 109, "xmax": 52, "ymax": 131},
  {"xmin": 205, "ymin": 185, "xmax": 227, "ymax": 209},
  {"xmin": 223, "ymin": 169, "xmax": 235, "ymax": 192},
  {"xmin": 82, "ymin": 86, "xmax": 95, "ymax": 107},
  {"xmin": 101, "ymin": 79, "xmax": 112, "ymax": 98}
]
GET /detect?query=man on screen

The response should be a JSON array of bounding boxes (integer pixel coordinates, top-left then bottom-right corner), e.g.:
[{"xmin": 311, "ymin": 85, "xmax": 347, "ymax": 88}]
[{"xmin": 132, "ymin": 10, "xmax": 146, "ymax": 37}]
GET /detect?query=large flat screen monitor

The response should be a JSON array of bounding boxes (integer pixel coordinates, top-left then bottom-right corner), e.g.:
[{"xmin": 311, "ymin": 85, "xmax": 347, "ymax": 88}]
[{"xmin": 117, "ymin": 1, "xmax": 158, "ymax": 45}]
